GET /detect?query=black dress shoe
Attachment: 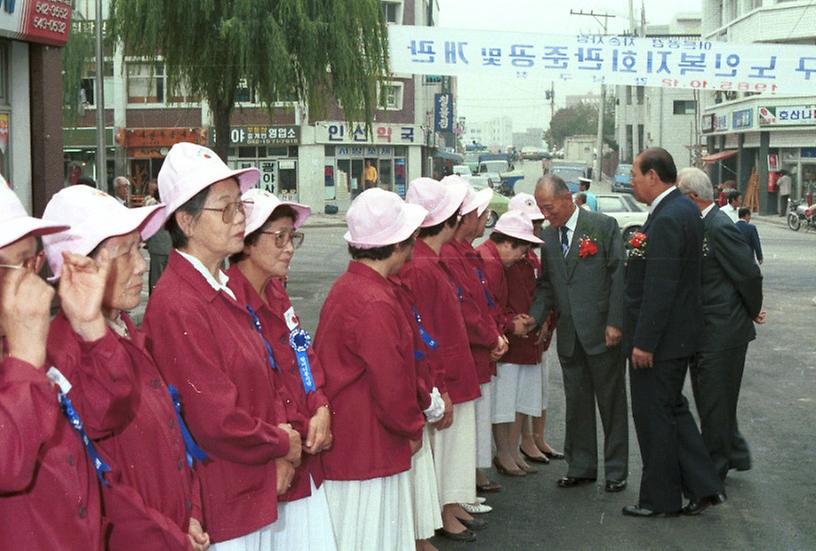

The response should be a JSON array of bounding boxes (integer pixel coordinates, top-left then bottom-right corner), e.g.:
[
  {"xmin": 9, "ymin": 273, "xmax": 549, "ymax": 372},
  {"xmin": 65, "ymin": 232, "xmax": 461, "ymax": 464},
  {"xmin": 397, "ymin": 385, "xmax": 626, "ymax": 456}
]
[
  {"xmin": 557, "ymin": 476, "xmax": 596, "ymax": 488},
  {"xmin": 457, "ymin": 516, "xmax": 488, "ymax": 531},
  {"xmin": 622, "ymin": 505, "xmax": 680, "ymax": 518},
  {"xmin": 435, "ymin": 528, "xmax": 476, "ymax": 542},
  {"xmin": 520, "ymin": 448, "xmax": 550, "ymax": 464},
  {"xmin": 544, "ymin": 450, "xmax": 565, "ymax": 460},
  {"xmin": 681, "ymin": 492, "xmax": 727, "ymax": 516},
  {"xmin": 605, "ymin": 479, "xmax": 627, "ymax": 493}
]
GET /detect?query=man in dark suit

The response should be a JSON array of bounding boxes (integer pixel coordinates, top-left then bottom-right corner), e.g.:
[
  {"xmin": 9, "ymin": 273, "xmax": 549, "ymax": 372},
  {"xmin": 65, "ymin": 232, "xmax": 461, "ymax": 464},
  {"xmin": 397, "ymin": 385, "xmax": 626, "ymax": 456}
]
[
  {"xmin": 736, "ymin": 207, "xmax": 763, "ymax": 265},
  {"xmin": 677, "ymin": 168, "xmax": 765, "ymax": 481},
  {"xmin": 622, "ymin": 148, "xmax": 724, "ymax": 518},
  {"xmin": 529, "ymin": 174, "xmax": 628, "ymax": 493}
]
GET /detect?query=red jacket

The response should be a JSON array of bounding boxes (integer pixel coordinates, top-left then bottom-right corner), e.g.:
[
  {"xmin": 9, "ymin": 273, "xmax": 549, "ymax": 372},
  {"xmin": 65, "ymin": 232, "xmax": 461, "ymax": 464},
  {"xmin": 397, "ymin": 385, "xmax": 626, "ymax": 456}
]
[
  {"xmin": 226, "ymin": 266, "xmax": 327, "ymax": 502},
  {"xmin": 46, "ymin": 312, "xmax": 201, "ymax": 551},
  {"xmin": 441, "ymin": 239, "xmax": 502, "ymax": 383},
  {"xmin": 399, "ymin": 239, "xmax": 481, "ymax": 404},
  {"xmin": 476, "ymin": 240, "xmax": 513, "ymax": 334},
  {"xmin": 315, "ymin": 261, "xmax": 424, "ymax": 481},
  {"xmin": 143, "ymin": 251, "xmax": 292, "ymax": 543},
  {"xmin": 503, "ymin": 250, "xmax": 549, "ymax": 364},
  {"xmin": 0, "ymin": 356, "xmax": 104, "ymax": 551},
  {"xmin": 390, "ymin": 275, "xmax": 433, "ymax": 411}
]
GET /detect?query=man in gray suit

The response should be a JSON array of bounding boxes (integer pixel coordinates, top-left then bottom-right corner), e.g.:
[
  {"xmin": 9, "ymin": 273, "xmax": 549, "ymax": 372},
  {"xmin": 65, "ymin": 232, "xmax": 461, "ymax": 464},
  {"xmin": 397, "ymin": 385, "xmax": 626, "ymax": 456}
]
[
  {"xmin": 677, "ymin": 168, "xmax": 764, "ymax": 481},
  {"xmin": 528, "ymin": 174, "xmax": 628, "ymax": 492}
]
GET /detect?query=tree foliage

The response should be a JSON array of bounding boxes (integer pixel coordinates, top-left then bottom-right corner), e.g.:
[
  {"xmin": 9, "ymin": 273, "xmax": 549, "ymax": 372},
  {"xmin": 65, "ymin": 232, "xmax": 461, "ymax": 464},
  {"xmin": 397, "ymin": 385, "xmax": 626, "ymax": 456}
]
[
  {"xmin": 61, "ymin": 21, "xmax": 95, "ymax": 126},
  {"xmin": 109, "ymin": 0, "xmax": 390, "ymax": 159},
  {"xmin": 544, "ymin": 95, "xmax": 617, "ymax": 151}
]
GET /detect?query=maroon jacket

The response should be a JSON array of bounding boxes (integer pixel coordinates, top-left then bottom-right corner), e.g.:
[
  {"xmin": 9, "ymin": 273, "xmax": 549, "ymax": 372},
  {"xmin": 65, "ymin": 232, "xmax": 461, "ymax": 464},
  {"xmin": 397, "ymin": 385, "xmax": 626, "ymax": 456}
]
[
  {"xmin": 47, "ymin": 312, "xmax": 201, "ymax": 551},
  {"xmin": 390, "ymin": 274, "xmax": 433, "ymax": 411},
  {"xmin": 226, "ymin": 266, "xmax": 327, "ymax": 502},
  {"xmin": 399, "ymin": 239, "xmax": 481, "ymax": 404},
  {"xmin": 143, "ymin": 251, "xmax": 292, "ymax": 543},
  {"xmin": 441, "ymin": 239, "xmax": 502, "ymax": 383},
  {"xmin": 503, "ymin": 250, "xmax": 556, "ymax": 364},
  {"xmin": 476, "ymin": 240, "xmax": 513, "ymax": 334},
  {"xmin": 315, "ymin": 261, "xmax": 424, "ymax": 481},
  {"xmin": 0, "ymin": 356, "xmax": 104, "ymax": 550}
]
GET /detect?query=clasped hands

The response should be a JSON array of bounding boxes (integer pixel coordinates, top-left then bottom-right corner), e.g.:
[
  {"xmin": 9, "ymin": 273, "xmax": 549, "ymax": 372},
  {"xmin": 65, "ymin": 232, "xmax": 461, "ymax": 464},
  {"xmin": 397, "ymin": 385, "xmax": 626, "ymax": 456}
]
[{"xmin": 276, "ymin": 406, "xmax": 333, "ymax": 495}]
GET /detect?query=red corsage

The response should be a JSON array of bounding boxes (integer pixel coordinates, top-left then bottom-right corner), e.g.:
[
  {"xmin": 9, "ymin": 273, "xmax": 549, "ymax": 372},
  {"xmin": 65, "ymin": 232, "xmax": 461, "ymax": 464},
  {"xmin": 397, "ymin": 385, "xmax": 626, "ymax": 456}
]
[
  {"xmin": 627, "ymin": 231, "xmax": 648, "ymax": 259},
  {"xmin": 578, "ymin": 235, "xmax": 599, "ymax": 258}
]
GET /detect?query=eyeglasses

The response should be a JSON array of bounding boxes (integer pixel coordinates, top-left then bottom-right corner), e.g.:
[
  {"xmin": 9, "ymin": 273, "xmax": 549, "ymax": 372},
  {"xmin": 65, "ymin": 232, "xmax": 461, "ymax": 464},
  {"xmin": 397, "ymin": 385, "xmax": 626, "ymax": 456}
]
[
  {"xmin": 202, "ymin": 201, "xmax": 250, "ymax": 224},
  {"xmin": 261, "ymin": 228, "xmax": 305, "ymax": 249}
]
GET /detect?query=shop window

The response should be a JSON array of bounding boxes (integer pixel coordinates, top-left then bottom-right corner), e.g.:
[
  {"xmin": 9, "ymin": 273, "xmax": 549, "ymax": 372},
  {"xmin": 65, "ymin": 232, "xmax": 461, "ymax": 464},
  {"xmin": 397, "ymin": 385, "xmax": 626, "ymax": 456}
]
[
  {"xmin": 235, "ymin": 78, "xmax": 258, "ymax": 104},
  {"xmin": 635, "ymin": 86, "xmax": 644, "ymax": 105},
  {"xmin": 382, "ymin": 1, "xmax": 403, "ymax": 24},
  {"xmin": 377, "ymin": 82, "xmax": 404, "ymax": 111},
  {"xmin": 79, "ymin": 60, "xmax": 114, "ymax": 108},
  {"xmin": 127, "ymin": 63, "xmax": 164, "ymax": 104},
  {"xmin": 625, "ymin": 125, "xmax": 633, "ymax": 162},
  {"xmin": 625, "ymin": 86, "xmax": 632, "ymax": 106},
  {"xmin": 673, "ymin": 100, "xmax": 696, "ymax": 115}
]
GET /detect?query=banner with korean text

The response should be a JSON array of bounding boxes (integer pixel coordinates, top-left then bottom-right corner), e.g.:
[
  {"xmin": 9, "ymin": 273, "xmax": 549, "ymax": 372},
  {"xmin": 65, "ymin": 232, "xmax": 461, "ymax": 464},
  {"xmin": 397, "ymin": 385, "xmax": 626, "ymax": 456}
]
[{"xmin": 389, "ymin": 25, "xmax": 816, "ymax": 95}]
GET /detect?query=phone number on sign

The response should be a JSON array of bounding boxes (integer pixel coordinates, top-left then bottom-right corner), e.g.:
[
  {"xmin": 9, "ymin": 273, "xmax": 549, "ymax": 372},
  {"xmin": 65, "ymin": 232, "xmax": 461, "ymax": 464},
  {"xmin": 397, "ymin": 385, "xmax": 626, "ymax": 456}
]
[{"xmin": 662, "ymin": 78, "xmax": 779, "ymax": 92}]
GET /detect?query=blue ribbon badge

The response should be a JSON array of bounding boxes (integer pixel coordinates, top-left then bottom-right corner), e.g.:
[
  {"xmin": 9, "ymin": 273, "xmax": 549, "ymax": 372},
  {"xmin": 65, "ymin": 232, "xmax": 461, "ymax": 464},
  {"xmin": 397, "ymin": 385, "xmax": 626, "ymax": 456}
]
[
  {"xmin": 47, "ymin": 367, "xmax": 111, "ymax": 484},
  {"xmin": 412, "ymin": 307, "xmax": 438, "ymax": 350},
  {"xmin": 475, "ymin": 267, "xmax": 497, "ymax": 309},
  {"xmin": 167, "ymin": 385, "xmax": 209, "ymax": 467},
  {"xmin": 288, "ymin": 327, "xmax": 316, "ymax": 394},
  {"xmin": 247, "ymin": 305, "xmax": 278, "ymax": 371}
]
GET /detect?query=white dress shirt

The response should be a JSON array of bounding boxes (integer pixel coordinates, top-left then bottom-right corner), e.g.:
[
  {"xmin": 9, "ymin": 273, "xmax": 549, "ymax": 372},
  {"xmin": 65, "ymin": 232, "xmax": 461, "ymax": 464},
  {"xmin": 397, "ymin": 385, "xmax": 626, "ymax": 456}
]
[{"xmin": 176, "ymin": 249, "xmax": 236, "ymax": 300}]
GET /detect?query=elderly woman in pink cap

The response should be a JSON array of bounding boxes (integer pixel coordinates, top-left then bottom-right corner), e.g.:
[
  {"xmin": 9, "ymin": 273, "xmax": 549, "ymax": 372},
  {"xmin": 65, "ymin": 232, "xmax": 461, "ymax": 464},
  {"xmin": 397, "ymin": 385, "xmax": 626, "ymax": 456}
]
[
  {"xmin": 505, "ymin": 193, "xmax": 562, "ymax": 467},
  {"xmin": 142, "ymin": 143, "xmax": 302, "ymax": 551},
  {"xmin": 224, "ymin": 188, "xmax": 336, "ymax": 550},
  {"xmin": 0, "ymin": 180, "xmax": 108, "ymax": 551},
  {"xmin": 315, "ymin": 188, "xmax": 427, "ymax": 551},
  {"xmin": 41, "ymin": 185, "xmax": 210, "ymax": 551},
  {"xmin": 475, "ymin": 211, "xmax": 544, "ymax": 477}
]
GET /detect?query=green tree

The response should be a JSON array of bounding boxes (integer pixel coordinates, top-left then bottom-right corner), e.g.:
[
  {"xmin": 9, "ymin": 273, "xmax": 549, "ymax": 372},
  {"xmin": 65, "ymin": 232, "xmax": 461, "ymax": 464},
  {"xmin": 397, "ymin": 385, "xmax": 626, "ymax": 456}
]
[
  {"xmin": 108, "ymin": 0, "xmax": 390, "ymax": 160},
  {"xmin": 544, "ymin": 95, "xmax": 617, "ymax": 151}
]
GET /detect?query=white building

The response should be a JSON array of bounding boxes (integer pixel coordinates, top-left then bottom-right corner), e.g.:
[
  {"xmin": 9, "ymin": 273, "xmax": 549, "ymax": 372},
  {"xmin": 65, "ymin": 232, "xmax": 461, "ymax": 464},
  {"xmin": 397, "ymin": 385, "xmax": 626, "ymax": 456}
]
[
  {"xmin": 464, "ymin": 116, "xmax": 513, "ymax": 150},
  {"xmin": 700, "ymin": 0, "xmax": 816, "ymax": 214},
  {"xmin": 614, "ymin": 14, "xmax": 703, "ymax": 167},
  {"xmin": 565, "ymin": 92, "xmax": 602, "ymax": 109}
]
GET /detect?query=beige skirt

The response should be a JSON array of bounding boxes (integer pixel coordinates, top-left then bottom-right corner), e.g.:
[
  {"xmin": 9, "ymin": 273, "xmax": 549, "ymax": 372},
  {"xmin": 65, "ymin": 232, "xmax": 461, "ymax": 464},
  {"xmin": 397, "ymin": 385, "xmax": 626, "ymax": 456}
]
[
  {"xmin": 410, "ymin": 426, "xmax": 443, "ymax": 539},
  {"xmin": 323, "ymin": 471, "xmax": 415, "ymax": 551},
  {"xmin": 429, "ymin": 400, "xmax": 477, "ymax": 506}
]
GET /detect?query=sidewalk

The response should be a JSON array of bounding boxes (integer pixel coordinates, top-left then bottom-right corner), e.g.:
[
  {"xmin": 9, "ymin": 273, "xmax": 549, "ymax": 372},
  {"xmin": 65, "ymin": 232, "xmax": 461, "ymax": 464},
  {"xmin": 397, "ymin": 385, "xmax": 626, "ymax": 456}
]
[{"xmin": 302, "ymin": 212, "xmax": 347, "ymax": 229}]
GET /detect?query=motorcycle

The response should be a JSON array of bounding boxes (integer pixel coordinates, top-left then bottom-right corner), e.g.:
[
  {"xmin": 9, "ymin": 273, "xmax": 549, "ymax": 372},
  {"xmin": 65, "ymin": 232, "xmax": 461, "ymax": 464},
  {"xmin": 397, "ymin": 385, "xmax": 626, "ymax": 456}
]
[{"xmin": 787, "ymin": 199, "xmax": 816, "ymax": 232}]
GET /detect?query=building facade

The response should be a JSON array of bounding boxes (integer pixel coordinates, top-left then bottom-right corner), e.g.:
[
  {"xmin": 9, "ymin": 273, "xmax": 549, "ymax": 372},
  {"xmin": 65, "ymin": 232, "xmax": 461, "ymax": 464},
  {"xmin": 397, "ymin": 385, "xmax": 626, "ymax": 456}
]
[
  {"xmin": 614, "ymin": 14, "xmax": 703, "ymax": 167},
  {"xmin": 699, "ymin": 0, "xmax": 816, "ymax": 213},
  {"xmin": 1, "ymin": 0, "xmax": 70, "ymax": 215},
  {"xmin": 464, "ymin": 116, "xmax": 513, "ymax": 150},
  {"xmin": 67, "ymin": 0, "xmax": 452, "ymax": 210}
]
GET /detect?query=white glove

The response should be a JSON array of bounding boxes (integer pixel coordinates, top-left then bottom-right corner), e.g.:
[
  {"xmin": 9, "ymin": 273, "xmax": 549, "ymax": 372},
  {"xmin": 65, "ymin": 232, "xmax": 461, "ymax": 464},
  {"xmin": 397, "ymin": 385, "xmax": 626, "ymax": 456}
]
[{"xmin": 423, "ymin": 387, "xmax": 445, "ymax": 423}]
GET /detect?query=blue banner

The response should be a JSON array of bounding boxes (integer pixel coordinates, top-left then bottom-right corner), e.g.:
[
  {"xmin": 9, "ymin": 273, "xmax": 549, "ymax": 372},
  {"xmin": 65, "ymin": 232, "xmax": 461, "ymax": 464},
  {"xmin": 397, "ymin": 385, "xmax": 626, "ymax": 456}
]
[{"xmin": 434, "ymin": 93, "xmax": 453, "ymax": 132}]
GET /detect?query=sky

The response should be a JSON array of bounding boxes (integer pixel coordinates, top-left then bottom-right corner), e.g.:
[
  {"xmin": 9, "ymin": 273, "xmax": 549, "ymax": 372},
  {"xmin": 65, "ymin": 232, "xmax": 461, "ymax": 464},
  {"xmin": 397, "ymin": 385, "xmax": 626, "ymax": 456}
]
[{"xmin": 437, "ymin": 0, "xmax": 703, "ymax": 133}]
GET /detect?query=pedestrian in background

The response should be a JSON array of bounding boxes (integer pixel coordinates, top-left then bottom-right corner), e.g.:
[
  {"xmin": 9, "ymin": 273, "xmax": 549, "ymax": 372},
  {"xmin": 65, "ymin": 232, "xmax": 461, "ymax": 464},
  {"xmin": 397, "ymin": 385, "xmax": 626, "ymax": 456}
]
[
  {"xmin": 577, "ymin": 178, "xmax": 597, "ymax": 211},
  {"xmin": 777, "ymin": 169, "xmax": 792, "ymax": 216},
  {"xmin": 721, "ymin": 190, "xmax": 741, "ymax": 222},
  {"xmin": 143, "ymin": 179, "xmax": 172, "ymax": 293},
  {"xmin": 114, "ymin": 176, "xmax": 131, "ymax": 206},
  {"xmin": 736, "ymin": 207, "xmax": 763, "ymax": 265}
]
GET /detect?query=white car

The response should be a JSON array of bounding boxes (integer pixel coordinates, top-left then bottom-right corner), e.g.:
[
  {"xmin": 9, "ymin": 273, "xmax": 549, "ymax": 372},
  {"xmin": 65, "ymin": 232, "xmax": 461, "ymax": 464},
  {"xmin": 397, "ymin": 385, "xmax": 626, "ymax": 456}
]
[
  {"xmin": 594, "ymin": 193, "xmax": 648, "ymax": 241},
  {"xmin": 452, "ymin": 164, "xmax": 472, "ymax": 176}
]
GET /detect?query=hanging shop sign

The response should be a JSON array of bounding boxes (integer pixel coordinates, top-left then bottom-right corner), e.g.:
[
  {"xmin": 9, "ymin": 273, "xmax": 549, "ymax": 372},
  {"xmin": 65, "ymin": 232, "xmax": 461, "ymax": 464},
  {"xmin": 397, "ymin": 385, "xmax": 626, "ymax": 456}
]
[
  {"xmin": 212, "ymin": 125, "xmax": 300, "ymax": 146},
  {"xmin": 0, "ymin": 0, "xmax": 72, "ymax": 46},
  {"xmin": 315, "ymin": 122, "xmax": 421, "ymax": 145},
  {"xmin": 389, "ymin": 25, "xmax": 816, "ymax": 94},
  {"xmin": 758, "ymin": 105, "xmax": 816, "ymax": 127}
]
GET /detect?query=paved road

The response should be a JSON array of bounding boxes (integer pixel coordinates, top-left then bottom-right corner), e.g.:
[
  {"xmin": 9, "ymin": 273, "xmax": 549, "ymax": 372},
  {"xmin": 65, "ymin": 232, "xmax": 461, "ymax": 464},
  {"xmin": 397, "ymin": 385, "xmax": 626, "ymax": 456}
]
[{"xmin": 283, "ymin": 221, "xmax": 816, "ymax": 551}]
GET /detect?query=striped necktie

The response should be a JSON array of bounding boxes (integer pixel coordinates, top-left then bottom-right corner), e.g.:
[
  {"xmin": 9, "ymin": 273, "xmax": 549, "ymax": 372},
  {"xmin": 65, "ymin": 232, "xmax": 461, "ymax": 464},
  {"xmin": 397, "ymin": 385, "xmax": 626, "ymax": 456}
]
[{"xmin": 560, "ymin": 226, "xmax": 570, "ymax": 257}]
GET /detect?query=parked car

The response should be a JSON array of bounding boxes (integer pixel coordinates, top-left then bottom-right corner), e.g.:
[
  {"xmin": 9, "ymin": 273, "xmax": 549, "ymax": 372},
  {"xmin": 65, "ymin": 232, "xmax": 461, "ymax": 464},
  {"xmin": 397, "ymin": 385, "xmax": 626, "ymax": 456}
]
[
  {"xmin": 549, "ymin": 162, "xmax": 588, "ymax": 193},
  {"xmin": 594, "ymin": 193, "xmax": 648, "ymax": 241},
  {"xmin": 479, "ymin": 159, "xmax": 511, "ymax": 175},
  {"xmin": 463, "ymin": 175, "xmax": 509, "ymax": 228},
  {"xmin": 612, "ymin": 163, "xmax": 633, "ymax": 193},
  {"xmin": 452, "ymin": 164, "xmax": 472, "ymax": 176},
  {"xmin": 464, "ymin": 152, "xmax": 481, "ymax": 174}
]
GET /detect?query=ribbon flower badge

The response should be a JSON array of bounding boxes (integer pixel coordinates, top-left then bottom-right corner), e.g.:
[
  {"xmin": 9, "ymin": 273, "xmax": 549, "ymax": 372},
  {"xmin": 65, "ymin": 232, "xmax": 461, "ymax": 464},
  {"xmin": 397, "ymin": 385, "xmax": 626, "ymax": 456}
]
[
  {"xmin": 577, "ymin": 235, "xmax": 599, "ymax": 258},
  {"xmin": 627, "ymin": 231, "xmax": 648, "ymax": 259}
]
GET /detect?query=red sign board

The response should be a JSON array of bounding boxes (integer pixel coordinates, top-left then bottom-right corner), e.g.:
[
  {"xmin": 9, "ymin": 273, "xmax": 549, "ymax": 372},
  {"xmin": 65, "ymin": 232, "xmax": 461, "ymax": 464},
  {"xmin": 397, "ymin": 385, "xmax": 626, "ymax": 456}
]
[
  {"xmin": 0, "ymin": 0, "xmax": 72, "ymax": 47},
  {"xmin": 124, "ymin": 128, "xmax": 207, "ymax": 148}
]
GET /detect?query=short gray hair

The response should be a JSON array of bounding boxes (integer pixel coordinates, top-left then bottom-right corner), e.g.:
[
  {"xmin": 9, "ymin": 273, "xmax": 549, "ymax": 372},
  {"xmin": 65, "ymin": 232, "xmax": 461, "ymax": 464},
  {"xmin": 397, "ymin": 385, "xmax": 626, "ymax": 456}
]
[
  {"xmin": 677, "ymin": 167, "xmax": 713, "ymax": 202},
  {"xmin": 535, "ymin": 174, "xmax": 571, "ymax": 197},
  {"xmin": 114, "ymin": 176, "xmax": 130, "ymax": 188}
]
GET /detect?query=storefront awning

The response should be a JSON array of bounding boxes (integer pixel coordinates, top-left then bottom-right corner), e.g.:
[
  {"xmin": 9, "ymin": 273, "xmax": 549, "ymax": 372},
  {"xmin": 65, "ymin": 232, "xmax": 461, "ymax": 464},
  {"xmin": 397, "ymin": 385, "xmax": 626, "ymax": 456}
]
[
  {"xmin": 433, "ymin": 150, "xmax": 464, "ymax": 164},
  {"xmin": 701, "ymin": 150, "xmax": 738, "ymax": 163}
]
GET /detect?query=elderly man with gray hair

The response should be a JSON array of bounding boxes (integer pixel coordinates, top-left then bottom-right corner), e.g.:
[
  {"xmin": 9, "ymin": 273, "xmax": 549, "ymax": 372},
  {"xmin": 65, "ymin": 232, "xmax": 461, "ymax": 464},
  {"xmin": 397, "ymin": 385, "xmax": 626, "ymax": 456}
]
[
  {"xmin": 113, "ymin": 176, "xmax": 130, "ymax": 206},
  {"xmin": 676, "ymin": 167, "xmax": 765, "ymax": 482}
]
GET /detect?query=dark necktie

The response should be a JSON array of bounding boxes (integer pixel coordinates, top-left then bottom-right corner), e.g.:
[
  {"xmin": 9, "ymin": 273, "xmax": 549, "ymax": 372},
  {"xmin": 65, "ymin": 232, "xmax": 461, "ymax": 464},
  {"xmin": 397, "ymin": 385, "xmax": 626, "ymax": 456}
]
[{"xmin": 560, "ymin": 226, "xmax": 570, "ymax": 257}]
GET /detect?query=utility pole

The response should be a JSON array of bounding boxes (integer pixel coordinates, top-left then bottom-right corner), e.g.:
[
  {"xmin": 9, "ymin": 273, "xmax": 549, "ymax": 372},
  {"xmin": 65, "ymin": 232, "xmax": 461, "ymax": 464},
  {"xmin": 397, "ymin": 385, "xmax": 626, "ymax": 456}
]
[
  {"xmin": 94, "ymin": 0, "xmax": 107, "ymax": 191},
  {"xmin": 570, "ymin": 9, "xmax": 615, "ymax": 186}
]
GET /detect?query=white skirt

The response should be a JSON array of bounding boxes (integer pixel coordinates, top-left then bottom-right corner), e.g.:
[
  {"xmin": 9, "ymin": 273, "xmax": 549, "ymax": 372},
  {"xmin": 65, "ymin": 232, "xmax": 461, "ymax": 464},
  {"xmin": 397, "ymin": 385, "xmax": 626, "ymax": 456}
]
[
  {"xmin": 409, "ymin": 426, "xmax": 442, "ymax": 540},
  {"xmin": 474, "ymin": 381, "xmax": 494, "ymax": 469},
  {"xmin": 430, "ymin": 400, "xmax": 477, "ymax": 506},
  {"xmin": 323, "ymin": 471, "xmax": 415, "ymax": 551},
  {"xmin": 492, "ymin": 363, "xmax": 543, "ymax": 422},
  {"xmin": 269, "ymin": 477, "xmax": 338, "ymax": 551},
  {"xmin": 210, "ymin": 522, "xmax": 275, "ymax": 551}
]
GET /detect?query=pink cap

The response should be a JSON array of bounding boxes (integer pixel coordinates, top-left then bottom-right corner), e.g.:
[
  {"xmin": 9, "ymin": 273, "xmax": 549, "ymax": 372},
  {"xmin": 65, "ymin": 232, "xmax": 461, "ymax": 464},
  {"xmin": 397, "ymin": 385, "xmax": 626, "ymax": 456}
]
[
  {"xmin": 243, "ymin": 188, "xmax": 311, "ymax": 234},
  {"xmin": 158, "ymin": 142, "xmax": 259, "ymax": 217},
  {"xmin": 509, "ymin": 192, "xmax": 545, "ymax": 221},
  {"xmin": 344, "ymin": 188, "xmax": 428, "ymax": 249},
  {"xmin": 494, "ymin": 211, "xmax": 544, "ymax": 244},
  {"xmin": 406, "ymin": 177, "xmax": 467, "ymax": 227},
  {"xmin": 0, "ymin": 176, "xmax": 68, "ymax": 249},
  {"xmin": 41, "ymin": 186, "xmax": 166, "ymax": 279},
  {"xmin": 440, "ymin": 174, "xmax": 492, "ymax": 216}
]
